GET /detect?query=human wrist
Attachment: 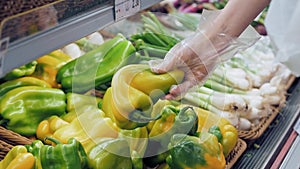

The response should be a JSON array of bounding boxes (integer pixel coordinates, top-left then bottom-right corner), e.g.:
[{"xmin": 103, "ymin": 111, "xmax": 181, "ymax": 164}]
[{"xmin": 194, "ymin": 9, "xmax": 234, "ymax": 55}]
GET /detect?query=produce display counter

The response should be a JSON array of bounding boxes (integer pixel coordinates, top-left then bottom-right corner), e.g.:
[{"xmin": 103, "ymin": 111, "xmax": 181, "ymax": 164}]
[{"xmin": 0, "ymin": 0, "xmax": 300, "ymax": 168}]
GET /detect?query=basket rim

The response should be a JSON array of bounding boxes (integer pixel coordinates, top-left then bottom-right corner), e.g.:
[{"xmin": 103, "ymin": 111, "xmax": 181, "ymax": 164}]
[{"xmin": 226, "ymin": 138, "xmax": 247, "ymax": 169}]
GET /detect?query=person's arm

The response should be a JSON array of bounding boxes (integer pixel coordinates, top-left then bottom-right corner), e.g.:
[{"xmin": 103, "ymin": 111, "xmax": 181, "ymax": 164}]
[
  {"xmin": 211, "ymin": 0, "xmax": 270, "ymax": 37},
  {"xmin": 202, "ymin": 0, "xmax": 271, "ymax": 58}
]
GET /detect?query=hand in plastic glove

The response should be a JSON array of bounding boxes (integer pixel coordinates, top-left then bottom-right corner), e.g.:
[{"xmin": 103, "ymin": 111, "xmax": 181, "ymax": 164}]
[
  {"xmin": 150, "ymin": 32, "xmax": 225, "ymax": 100},
  {"xmin": 150, "ymin": 10, "xmax": 260, "ymax": 100}
]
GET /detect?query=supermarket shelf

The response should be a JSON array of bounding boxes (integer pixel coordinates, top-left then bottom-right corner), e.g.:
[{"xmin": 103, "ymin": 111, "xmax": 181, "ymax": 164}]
[
  {"xmin": 141, "ymin": 0, "xmax": 162, "ymax": 9},
  {"xmin": 1, "ymin": 5, "xmax": 114, "ymax": 78},
  {"xmin": 0, "ymin": 0, "xmax": 162, "ymax": 78},
  {"xmin": 233, "ymin": 78, "xmax": 300, "ymax": 169}
]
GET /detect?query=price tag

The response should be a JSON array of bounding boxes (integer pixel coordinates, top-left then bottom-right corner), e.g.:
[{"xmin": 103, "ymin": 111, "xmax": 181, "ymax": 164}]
[
  {"xmin": 0, "ymin": 37, "xmax": 9, "ymax": 77},
  {"xmin": 294, "ymin": 117, "xmax": 300, "ymax": 135},
  {"xmin": 115, "ymin": 0, "xmax": 141, "ymax": 21}
]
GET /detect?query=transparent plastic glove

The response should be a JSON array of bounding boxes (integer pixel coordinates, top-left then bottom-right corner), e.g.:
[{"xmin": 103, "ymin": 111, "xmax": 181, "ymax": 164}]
[{"xmin": 149, "ymin": 10, "xmax": 260, "ymax": 100}]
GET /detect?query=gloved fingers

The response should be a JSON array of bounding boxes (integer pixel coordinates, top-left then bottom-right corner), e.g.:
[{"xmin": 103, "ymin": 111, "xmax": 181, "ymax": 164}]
[
  {"xmin": 149, "ymin": 59, "xmax": 165, "ymax": 73},
  {"xmin": 149, "ymin": 43, "xmax": 182, "ymax": 73},
  {"xmin": 165, "ymin": 80, "xmax": 195, "ymax": 100},
  {"xmin": 166, "ymin": 64, "xmax": 210, "ymax": 100}
]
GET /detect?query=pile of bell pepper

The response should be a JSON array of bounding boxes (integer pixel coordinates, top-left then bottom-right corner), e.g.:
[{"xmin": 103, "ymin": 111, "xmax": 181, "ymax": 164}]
[
  {"xmin": 0, "ymin": 50, "xmax": 73, "ymax": 136},
  {"xmin": 0, "ymin": 33, "xmax": 239, "ymax": 169}
]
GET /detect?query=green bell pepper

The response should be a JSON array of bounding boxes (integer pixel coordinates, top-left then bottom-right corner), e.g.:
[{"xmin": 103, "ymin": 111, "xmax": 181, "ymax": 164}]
[
  {"xmin": 149, "ymin": 105, "xmax": 198, "ymax": 147},
  {"xmin": 0, "ymin": 76, "xmax": 51, "ymax": 97},
  {"xmin": 0, "ymin": 86, "xmax": 66, "ymax": 136},
  {"xmin": 55, "ymin": 92, "xmax": 101, "ymax": 123},
  {"xmin": 25, "ymin": 140, "xmax": 44, "ymax": 169},
  {"xmin": 87, "ymin": 138, "xmax": 132, "ymax": 169},
  {"xmin": 66, "ymin": 92, "xmax": 101, "ymax": 112},
  {"xmin": 208, "ymin": 125, "xmax": 223, "ymax": 143},
  {"xmin": 2, "ymin": 60, "xmax": 37, "ymax": 81},
  {"xmin": 144, "ymin": 105, "xmax": 198, "ymax": 167},
  {"xmin": 42, "ymin": 137, "xmax": 88, "ymax": 169},
  {"xmin": 56, "ymin": 34, "xmax": 136, "ymax": 93},
  {"xmin": 26, "ymin": 138, "xmax": 89, "ymax": 169},
  {"xmin": 119, "ymin": 126, "xmax": 149, "ymax": 169},
  {"xmin": 166, "ymin": 133, "xmax": 226, "ymax": 169}
]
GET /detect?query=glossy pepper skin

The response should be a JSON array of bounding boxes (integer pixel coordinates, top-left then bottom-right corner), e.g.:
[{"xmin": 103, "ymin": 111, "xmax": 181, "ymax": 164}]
[
  {"xmin": 56, "ymin": 34, "xmax": 136, "ymax": 93},
  {"xmin": 60, "ymin": 93, "xmax": 102, "ymax": 123},
  {"xmin": 25, "ymin": 140, "xmax": 44, "ymax": 169},
  {"xmin": 37, "ymin": 104, "xmax": 119, "ymax": 152},
  {"xmin": 36, "ymin": 116, "xmax": 69, "ymax": 145},
  {"xmin": 149, "ymin": 106, "xmax": 198, "ymax": 147},
  {"xmin": 66, "ymin": 93, "xmax": 102, "ymax": 113},
  {"xmin": 32, "ymin": 50, "xmax": 71, "ymax": 88},
  {"xmin": 208, "ymin": 126, "xmax": 223, "ymax": 143},
  {"xmin": 166, "ymin": 133, "xmax": 226, "ymax": 169},
  {"xmin": 0, "ymin": 86, "xmax": 66, "ymax": 136},
  {"xmin": 191, "ymin": 106, "xmax": 238, "ymax": 156},
  {"xmin": 2, "ymin": 60, "xmax": 37, "ymax": 81},
  {"xmin": 0, "ymin": 145, "xmax": 35, "ymax": 169},
  {"xmin": 26, "ymin": 138, "xmax": 89, "ymax": 169},
  {"xmin": 0, "ymin": 76, "xmax": 51, "ymax": 97},
  {"xmin": 87, "ymin": 138, "xmax": 132, "ymax": 169},
  {"xmin": 43, "ymin": 138, "xmax": 88, "ymax": 169},
  {"xmin": 119, "ymin": 126, "xmax": 149, "ymax": 169},
  {"xmin": 102, "ymin": 64, "xmax": 184, "ymax": 130},
  {"xmin": 144, "ymin": 105, "xmax": 198, "ymax": 167}
]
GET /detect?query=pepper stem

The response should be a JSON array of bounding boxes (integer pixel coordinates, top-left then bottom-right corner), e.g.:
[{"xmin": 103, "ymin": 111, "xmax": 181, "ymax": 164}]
[
  {"xmin": 177, "ymin": 106, "xmax": 198, "ymax": 136},
  {"xmin": 129, "ymin": 109, "xmax": 162, "ymax": 124},
  {"xmin": 178, "ymin": 106, "xmax": 194, "ymax": 120},
  {"xmin": 44, "ymin": 137, "xmax": 61, "ymax": 145}
]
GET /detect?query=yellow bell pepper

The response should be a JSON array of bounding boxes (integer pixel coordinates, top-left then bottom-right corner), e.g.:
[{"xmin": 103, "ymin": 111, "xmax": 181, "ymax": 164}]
[
  {"xmin": 32, "ymin": 50, "xmax": 71, "ymax": 88},
  {"xmin": 62, "ymin": 93, "xmax": 102, "ymax": 123},
  {"xmin": 0, "ymin": 145, "xmax": 35, "ymax": 169},
  {"xmin": 187, "ymin": 106, "xmax": 238, "ymax": 156},
  {"xmin": 36, "ymin": 116, "xmax": 69, "ymax": 145},
  {"xmin": 37, "ymin": 104, "xmax": 119, "ymax": 152},
  {"xmin": 102, "ymin": 64, "xmax": 184, "ymax": 130}
]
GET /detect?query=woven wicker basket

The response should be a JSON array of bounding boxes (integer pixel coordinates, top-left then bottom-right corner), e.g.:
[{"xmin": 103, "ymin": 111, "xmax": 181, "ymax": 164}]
[
  {"xmin": 0, "ymin": 126, "xmax": 33, "ymax": 160},
  {"xmin": 0, "ymin": 126, "xmax": 32, "ymax": 146},
  {"xmin": 0, "ymin": 140, "xmax": 14, "ymax": 160},
  {"xmin": 238, "ymin": 75, "xmax": 296, "ymax": 140},
  {"xmin": 226, "ymin": 139, "xmax": 247, "ymax": 169}
]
